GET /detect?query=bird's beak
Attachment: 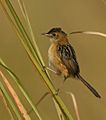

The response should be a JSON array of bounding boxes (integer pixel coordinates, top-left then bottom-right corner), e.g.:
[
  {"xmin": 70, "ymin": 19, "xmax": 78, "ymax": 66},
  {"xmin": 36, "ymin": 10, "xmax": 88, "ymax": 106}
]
[{"xmin": 41, "ymin": 33, "xmax": 52, "ymax": 37}]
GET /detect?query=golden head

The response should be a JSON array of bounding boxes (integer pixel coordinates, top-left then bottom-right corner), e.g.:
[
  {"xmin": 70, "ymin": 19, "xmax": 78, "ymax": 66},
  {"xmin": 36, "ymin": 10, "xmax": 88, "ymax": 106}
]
[{"xmin": 42, "ymin": 27, "xmax": 67, "ymax": 42}]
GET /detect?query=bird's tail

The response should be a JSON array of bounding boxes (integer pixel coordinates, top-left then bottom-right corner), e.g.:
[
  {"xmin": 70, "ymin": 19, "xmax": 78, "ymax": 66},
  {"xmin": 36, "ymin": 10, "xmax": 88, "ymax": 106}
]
[{"xmin": 77, "ymin": 74, "xmax": 101, "ymax": 98}]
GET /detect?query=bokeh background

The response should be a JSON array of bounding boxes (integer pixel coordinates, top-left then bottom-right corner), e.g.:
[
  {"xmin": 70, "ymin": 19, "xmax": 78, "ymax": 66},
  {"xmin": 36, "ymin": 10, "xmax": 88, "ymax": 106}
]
[{"xmin": 0, "ymin": 0, "xmax": 106, "ymax": 120}]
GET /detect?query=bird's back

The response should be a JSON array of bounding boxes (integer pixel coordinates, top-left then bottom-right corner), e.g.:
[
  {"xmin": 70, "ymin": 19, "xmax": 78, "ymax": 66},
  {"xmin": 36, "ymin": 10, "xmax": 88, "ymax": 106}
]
[{"xmin": 57, "ymin": 42, "xmax": 80, "ymax": 77}]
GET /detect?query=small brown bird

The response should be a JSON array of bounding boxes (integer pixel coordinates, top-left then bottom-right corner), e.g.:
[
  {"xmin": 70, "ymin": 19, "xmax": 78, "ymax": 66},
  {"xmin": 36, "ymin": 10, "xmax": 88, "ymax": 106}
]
[{"xmin": 42, "ymin": 27, "xmax": 101, "ymax": 98}]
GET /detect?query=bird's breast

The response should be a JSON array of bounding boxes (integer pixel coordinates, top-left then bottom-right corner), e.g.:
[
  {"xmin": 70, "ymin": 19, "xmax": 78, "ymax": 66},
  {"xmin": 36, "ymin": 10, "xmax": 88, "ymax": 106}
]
[{"xmin": 48, "ymin": 43, "xmax": 60, "ymax": 66}]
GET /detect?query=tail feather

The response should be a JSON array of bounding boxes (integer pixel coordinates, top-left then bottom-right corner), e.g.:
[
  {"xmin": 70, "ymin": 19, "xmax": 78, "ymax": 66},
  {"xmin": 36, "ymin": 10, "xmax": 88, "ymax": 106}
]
[{"xmin": 77, "ymin": 74, "xmax": 101, "ymax": 98}]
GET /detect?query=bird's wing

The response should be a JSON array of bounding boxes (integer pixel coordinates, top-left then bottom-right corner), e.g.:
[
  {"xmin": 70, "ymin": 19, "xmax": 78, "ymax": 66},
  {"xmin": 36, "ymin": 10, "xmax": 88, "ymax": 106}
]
[{"xmin": 57, "ymin": 43, "xmax": 80, "ymax": 75}]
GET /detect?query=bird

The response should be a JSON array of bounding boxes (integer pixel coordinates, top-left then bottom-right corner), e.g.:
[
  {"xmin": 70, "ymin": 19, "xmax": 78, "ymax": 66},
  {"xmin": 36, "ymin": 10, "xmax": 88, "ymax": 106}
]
[{"xmin": 42, "ymin": 27, "xmax": 101, "ymax": 98}]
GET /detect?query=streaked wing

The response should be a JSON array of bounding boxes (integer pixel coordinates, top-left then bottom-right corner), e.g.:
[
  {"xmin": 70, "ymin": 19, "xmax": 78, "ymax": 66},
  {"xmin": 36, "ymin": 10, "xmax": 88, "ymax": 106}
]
[{"xmin": 57, "ymin": 43, "xmax": 80, "ymax": 75}]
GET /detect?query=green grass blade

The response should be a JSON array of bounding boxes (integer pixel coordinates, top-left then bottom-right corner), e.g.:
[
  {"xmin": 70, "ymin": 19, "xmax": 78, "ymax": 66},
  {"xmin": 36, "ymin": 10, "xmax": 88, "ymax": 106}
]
[
  {"xmin": 17, "ymin": 0, "xmax": 47, "ymax": 67},
  {"xmin": 0, "ymin": 80, "xmax": 22, "ymax": 120},
  {"xmin": 53, "ymin": 98, "xmax": 66, "ymax": 120},
  {"xmin": 2, "ymin": 0, "xmax": 52, "ymax": 83},
  {"xmin": 0, "ymin": 90, "xmax": 14, "ymax": 120},
  {"xmin": 5, "ymin": 0, "xmax": 43, "ymax": 68},
  {"xmin": 1, "ymin": 0, "xmax": 54, "ymax": 85},
  {"xmin": 0, "ymin": 59, "xmax": 43, "ymax": 120}
]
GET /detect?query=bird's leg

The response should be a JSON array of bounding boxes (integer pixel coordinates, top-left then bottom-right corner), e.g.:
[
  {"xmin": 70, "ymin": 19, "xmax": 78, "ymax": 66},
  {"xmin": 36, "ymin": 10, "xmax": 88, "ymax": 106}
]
[
  {"xmin": 56, "ymin": 75, "xmax": 68, "ymax": 94},
  {"xmin": 42, "ymin": 66, "xmax": 57, "ymax": 74},
  {"xmin": 46, "ymin": 67, "xmax": 57, "ymax": 74},
  {"xmin": 56, "ymin": 78, "xmax": 67, "ymax": 95},
  {"xmin": 56, "ymin": 82, "xmax": 64, "ymax": 95}
]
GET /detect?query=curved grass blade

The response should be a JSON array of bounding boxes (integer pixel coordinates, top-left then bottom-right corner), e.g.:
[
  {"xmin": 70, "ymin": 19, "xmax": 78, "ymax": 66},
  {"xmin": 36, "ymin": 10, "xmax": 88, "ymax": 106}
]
[
  {"xmin": 66, "ymin": 92, "xmax": 80, "ymax": 120},
  {"xmin": 70, "ymin": 31, "xmax": 106, "ymax": 38}
]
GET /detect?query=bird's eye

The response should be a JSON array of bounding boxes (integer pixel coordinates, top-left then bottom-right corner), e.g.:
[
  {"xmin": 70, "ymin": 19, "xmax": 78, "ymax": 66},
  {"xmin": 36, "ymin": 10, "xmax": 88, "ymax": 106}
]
[{"xmin": 52, "ymin": 33, "xmax": 56, "ymax": 36}]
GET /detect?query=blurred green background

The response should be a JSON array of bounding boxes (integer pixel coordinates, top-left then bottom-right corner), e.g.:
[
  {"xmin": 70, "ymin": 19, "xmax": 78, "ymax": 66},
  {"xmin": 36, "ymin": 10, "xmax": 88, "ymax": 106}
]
[{"xmin": 0, "ymin": 0, "xmax": 106, "ymax": 120}]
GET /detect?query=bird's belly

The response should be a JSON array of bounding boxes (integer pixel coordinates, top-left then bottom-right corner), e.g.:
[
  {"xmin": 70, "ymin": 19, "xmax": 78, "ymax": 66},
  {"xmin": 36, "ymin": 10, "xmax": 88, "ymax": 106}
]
[{"xmin": 48, "ymin": 49, "xmax": 60, "ymax": 68}]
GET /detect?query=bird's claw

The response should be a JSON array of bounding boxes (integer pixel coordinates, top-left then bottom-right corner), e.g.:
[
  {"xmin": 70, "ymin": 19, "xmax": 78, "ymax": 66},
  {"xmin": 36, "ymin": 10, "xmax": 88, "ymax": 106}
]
[
  {"xmin": 53, "ymin": 89, "xmax": 60, "ymax": 96},
  {"xmin": 42, "ymin": 65, "xmax": 46, "ymax": 72}
]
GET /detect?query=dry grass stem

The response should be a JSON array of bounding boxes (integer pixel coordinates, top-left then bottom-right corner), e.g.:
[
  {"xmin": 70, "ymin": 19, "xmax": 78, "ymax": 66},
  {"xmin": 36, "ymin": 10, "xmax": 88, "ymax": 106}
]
[
  {"xmin": 66, "ymin": 92, "xmax": 80, "ymax": 120},
  {"xmin": 70, "ymin": 31, "xmax": 106, "ymax": 38}
]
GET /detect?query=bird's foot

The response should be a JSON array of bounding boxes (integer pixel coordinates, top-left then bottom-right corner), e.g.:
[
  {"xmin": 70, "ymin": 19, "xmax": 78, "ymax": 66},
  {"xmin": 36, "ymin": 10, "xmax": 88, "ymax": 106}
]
[
  {"xmin": 53, "ymin": 89, "xmax": 60, "ymax": 96},
  {"xmin": 64, "ymin": 76, "xmax": 68, "ymax": 81},
  {"xmin": 42, "ymin": 65, "xmax": 46, "ymax": 72}
]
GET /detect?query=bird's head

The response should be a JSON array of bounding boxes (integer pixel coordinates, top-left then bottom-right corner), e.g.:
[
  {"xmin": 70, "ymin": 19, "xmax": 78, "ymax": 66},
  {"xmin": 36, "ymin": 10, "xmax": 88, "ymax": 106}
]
[{"xmin": 42, "ymin": 27, "xmax": 67, "ymax": 42}]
